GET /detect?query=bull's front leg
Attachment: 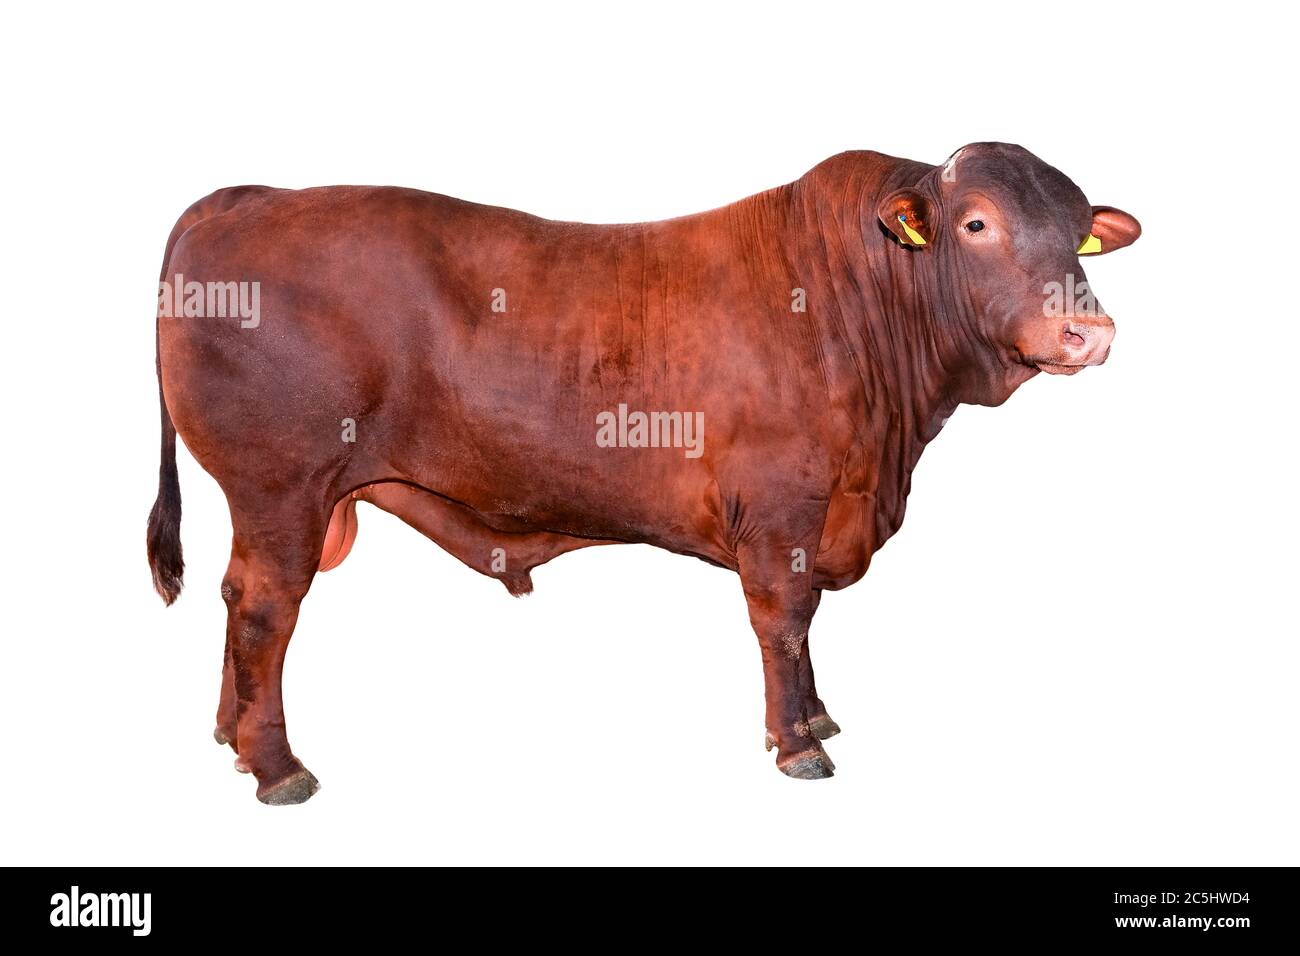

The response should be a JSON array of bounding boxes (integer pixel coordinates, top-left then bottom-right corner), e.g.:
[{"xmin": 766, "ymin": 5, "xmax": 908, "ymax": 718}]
[
  {"xmin": 738, "ymin": 519, "xmax": 835, "ymax": 779},
  {"xmin": 798, "ymin": 589, "xmax": 841, "ymax": 741}
]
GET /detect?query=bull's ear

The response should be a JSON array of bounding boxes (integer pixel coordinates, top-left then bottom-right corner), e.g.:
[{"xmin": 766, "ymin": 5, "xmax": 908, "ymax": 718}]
[
  {"xmin": 878, "ymin": 188, "xmax": 934, "ymax": 248},
  {"xmin": 1078, "ymin": 206, "xmax": 1142, "ymax": 255}
]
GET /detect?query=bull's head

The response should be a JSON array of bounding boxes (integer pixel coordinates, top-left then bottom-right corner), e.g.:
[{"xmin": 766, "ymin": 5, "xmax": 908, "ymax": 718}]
[{"xmin": 878, "ymin": 142, "xmax": 1140, "ymax": 406}]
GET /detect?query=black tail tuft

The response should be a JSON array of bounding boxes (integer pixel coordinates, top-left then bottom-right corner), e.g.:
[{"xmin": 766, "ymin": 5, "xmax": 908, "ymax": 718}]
[{"xmin": 147, "ymin": 393, "xmax": 184, "ymax": 605}]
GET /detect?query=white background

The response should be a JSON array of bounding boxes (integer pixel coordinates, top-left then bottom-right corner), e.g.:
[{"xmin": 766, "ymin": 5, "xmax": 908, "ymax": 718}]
[{"xmin": 3, "ymin": 1, "xmax": 1295, "ymax": 865}]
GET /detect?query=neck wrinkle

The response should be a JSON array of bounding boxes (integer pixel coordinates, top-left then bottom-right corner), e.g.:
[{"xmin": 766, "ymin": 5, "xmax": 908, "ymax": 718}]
[{"xmin": 785, "ymin": 156, "xmax": 959, "ymax": 460}]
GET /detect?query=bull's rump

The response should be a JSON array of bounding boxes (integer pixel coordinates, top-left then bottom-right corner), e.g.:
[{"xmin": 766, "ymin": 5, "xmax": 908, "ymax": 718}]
[{"xmin": 159, "ymin": 185, "xmax": 822, "ymax": 547}]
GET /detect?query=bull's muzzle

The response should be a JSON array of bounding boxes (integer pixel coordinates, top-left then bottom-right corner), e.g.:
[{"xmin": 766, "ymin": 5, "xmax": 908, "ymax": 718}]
[{"xmin": 1038, "ymin": 317, "xmax": 1116, "ymax": 375}]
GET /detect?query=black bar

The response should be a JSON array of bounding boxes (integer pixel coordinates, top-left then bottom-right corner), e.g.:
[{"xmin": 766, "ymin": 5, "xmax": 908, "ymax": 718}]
[{"xmin": 5, "ymin": 866, "xmax": 1292, "ymax": 943}]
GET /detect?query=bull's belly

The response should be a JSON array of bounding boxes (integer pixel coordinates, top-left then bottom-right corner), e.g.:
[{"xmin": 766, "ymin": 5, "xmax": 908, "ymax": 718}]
[{"xmin": 384, "ymin": 415, "xmax": 731, "ymax": 559}]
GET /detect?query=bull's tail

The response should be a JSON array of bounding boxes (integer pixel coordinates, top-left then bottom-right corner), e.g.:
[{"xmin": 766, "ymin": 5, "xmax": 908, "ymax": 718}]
[
  {"xmin": 147, "ymin": 372, "xmax": 184, "ymax": 605},
  {"xmin": 148, "ymin": 210, "xmax": 186, "ymax": 606}
]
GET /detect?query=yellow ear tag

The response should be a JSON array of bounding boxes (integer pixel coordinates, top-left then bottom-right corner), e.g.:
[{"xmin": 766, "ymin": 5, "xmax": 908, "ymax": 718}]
[
  {"xmin": 898, "ymin": 215, "xmax": 926, "ymax": 246},
  {"xmin": 1077, "ymin": 233, "xmax": 1102, "ymax": 254}
]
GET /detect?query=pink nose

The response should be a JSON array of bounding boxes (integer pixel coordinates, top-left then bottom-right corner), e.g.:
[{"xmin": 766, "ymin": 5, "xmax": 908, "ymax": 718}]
[{"xmin": 1061, "ymin": 317, "xmax": 1115, "ymax": 366}]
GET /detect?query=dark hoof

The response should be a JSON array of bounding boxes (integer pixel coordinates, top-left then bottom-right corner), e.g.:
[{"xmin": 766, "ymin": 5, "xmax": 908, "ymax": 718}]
[
  {"xmin": 214, "ymin": 726, "xmax": 232, "ymax": 746},
  {"xmin": 234, "ymin": 756, "xmax": 252, "ymax": 774},
  {"xmin": 257, "ymin": 769, "xmax": 321, "ymax": 806},
  {"xmin": 778, "ymin": 749, "xmax": 835, "ymax": 780},
  {"xmin": 809, "ymin": 715, "xmax": 841, "ymax": 740}
]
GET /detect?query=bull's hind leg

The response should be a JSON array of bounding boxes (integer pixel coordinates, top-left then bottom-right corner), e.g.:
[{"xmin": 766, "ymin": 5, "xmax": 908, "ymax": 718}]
[
  {"xmin": 214, "ymin": 539, "xmax": 247, "ymax": 752},
  {"xmin": 219, "ymin": 500, "xmax": 328, "ymax": 804},
  {"xmin": 213, "ymin": 628, "xmax": 238, "ymax": 750}
]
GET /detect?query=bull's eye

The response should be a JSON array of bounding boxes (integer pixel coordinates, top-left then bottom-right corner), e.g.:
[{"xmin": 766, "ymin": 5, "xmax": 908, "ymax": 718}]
[{"xmin": 966, "ymin": 220, "xmax": 985, "ymax": 233}]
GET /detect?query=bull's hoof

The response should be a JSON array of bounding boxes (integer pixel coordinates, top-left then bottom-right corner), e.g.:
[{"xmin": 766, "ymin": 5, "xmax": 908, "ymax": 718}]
[
  {"xmin": 778, "ymin": 749, "xmax": 835, "ymax": 780},
  {"xmin": 809, "ymin": 715, "xmax": 841, "ymax": 740},
  {"xmin": 257, "ymin": 769, "xmax": 321, "ymax": 806},
  {"xmin": 213, "ymin": 726, "xmax": 235, "ymax": 747},
  {"xmin": 234, "ymin": 756, "xmax": 252, "ymax": 774}
]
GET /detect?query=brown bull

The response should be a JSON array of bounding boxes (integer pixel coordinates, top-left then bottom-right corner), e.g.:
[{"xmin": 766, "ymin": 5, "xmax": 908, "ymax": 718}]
[{"xmin": 148, "ymin": 143, "xmax": 1140, "ymax": 803}]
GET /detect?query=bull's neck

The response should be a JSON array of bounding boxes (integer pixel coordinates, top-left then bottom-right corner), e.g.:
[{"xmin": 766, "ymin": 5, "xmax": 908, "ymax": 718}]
[{"xmin": 747, "ymin": 155, "xmax": 963, "ymax": 468}]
